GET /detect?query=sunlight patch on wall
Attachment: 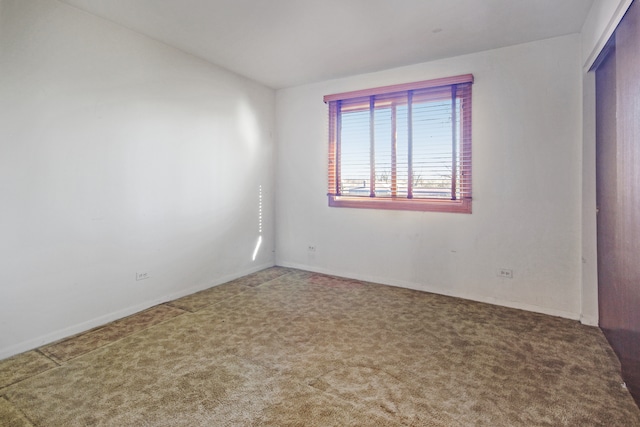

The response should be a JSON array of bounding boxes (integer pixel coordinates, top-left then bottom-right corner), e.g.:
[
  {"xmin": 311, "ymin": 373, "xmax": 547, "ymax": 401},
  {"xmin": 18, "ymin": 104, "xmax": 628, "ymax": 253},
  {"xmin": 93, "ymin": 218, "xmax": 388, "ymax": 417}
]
[
  {"xmin": 252, "ymin": 236, "xmax": 262, "ymax": 262},
  {"xmin": 252, "ymin": 185, "xmax": 263, "ymax": 261}
]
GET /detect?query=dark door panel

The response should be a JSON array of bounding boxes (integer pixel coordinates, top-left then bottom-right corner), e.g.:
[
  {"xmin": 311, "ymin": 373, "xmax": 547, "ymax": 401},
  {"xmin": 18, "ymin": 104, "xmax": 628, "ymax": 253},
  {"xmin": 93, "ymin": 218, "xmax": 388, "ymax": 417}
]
[{"xmin": 596, "ymin": 0, "xmax": 640, "ymax": 406}]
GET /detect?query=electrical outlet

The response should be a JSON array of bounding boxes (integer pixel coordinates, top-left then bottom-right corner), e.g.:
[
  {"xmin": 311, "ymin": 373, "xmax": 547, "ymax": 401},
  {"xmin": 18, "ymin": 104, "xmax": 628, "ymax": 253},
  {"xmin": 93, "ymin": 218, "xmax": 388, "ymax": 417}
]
[
  {"xmin": 308, "ymin": 245, "xmax": 316, "ymax": 252},
  {"xmin": 497, "ymin": 268, "xmax": 513, "ymax": 279},
  {"xmin": 136, "ymin": 272, "xmax": 150, "ymax": 281}
]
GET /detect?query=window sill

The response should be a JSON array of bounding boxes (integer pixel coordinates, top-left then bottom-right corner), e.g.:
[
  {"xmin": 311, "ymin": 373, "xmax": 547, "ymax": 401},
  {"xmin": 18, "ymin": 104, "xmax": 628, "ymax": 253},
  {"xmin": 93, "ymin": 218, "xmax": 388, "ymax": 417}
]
[{"xmin": 328, "ymin": 195, "xmax": 472, "ymax": 213}]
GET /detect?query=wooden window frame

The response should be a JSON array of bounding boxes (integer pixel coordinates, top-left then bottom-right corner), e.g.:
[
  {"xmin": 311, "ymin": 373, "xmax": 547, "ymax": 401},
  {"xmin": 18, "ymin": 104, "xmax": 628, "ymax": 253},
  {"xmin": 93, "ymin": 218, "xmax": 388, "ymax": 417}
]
[{"xmin": 325, "ymin": 74, "xmax": 474, "ymax": 213}]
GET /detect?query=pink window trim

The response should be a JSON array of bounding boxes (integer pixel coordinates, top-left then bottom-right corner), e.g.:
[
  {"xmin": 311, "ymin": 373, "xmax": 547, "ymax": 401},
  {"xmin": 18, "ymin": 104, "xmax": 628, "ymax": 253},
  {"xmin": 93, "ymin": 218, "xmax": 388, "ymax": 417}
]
[
  {"xmin": 323, "ymin": 74, "xmax": 474, "ymax": 103},
  {"xmin": 328, "ymin": 195, "xmax": 472, "ymax": 214}
]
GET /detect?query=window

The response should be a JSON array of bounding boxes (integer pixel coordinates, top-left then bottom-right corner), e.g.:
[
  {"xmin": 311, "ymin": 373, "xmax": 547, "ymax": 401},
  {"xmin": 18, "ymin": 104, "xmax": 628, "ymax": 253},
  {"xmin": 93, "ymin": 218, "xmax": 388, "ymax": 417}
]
[{"xmin": 324, "ymin": 74, "xmax": 473, "ymax": 213}]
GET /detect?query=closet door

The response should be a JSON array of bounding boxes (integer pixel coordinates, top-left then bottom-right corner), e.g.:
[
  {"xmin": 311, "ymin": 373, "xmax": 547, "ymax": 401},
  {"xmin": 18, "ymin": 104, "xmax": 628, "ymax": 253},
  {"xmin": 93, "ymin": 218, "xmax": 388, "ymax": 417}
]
[{"xmin": 596, "ymin": 0, "xmax": 640, "ymax": 405}]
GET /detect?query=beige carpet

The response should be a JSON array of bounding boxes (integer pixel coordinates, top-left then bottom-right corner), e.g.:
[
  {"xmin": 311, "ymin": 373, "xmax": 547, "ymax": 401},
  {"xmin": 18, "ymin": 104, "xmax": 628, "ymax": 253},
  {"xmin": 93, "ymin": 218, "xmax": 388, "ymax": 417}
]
[{"xmin": 1, "ymin": 267, "xmax": 639, "ymax": 426}]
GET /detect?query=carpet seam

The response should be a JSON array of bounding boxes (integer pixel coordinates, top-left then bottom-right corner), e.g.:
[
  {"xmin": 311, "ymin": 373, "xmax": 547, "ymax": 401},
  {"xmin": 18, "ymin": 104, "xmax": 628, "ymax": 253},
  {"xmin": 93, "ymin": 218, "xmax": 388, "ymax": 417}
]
[
  {"xmin": 32, "ymin": 269, "xmax": 289, "ymax": 365},
  {"xmin": 34, "ymin": 348, "xmax": 61, "ymax": 367},
  {"xmin": 65, "ymin": 307, "xmax": 190, "ymax": 362},
  {"xmin": 251, "ymin": 270, "xmax": 294, "ymax": 288},
  {"xmin": 38, "ymin": 306, "xmax": 190, "ymax": 364},
  {"xmin": 1, "ymin": 395, "xmax": 37, "ymax": 426},
  {"xmin": 170, "ymin": 268, "xmax": 293, "ymax": 313},
  {"xmin": 0, "ymin": 362, "xmax": 63, "ymax": 393},
  {"xmin": 172, "ymin": 284, "xmax": 256, "ymax": 313}
]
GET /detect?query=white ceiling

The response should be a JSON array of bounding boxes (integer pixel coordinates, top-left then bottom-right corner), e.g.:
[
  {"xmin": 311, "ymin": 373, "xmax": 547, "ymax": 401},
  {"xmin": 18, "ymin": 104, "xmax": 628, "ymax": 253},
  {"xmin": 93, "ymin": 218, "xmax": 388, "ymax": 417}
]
[{"xmin": 59, "ymin": 0, "xmax": 594, "ymax": 89}]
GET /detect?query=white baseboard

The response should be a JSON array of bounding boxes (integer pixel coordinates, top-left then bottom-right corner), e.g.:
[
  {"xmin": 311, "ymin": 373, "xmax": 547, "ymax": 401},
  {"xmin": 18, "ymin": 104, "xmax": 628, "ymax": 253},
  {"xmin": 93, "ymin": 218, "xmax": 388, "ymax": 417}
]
[
  {"xmin": 3, "ymin": 261, "xmax": 590, "ymax": 360},
  {"xmin": 0, "ymin": 262, "xmax": 274, "ymax": 360},
  {"xmin": 580, "ymin": 314, "xmax": 599, "ymax": 327},
  {"xmin": 279, "ymin": 261, "xmax": 583, "ymax": 322}
]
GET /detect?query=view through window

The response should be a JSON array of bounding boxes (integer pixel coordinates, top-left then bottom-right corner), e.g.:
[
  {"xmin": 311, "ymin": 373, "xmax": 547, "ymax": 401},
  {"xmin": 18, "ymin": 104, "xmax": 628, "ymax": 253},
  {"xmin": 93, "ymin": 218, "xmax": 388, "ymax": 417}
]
[{"xmin": 325, "ymin": 74, "xmax": 473, "ymax": 213}]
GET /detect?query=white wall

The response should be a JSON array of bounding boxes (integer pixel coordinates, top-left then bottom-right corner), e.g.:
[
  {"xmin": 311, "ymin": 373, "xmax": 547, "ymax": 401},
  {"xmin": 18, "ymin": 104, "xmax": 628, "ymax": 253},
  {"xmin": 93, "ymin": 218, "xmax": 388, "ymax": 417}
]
[
  {"xmin": 580, "ymin": 71, "xmax": 599, "ymax": 326},
  {"xmin": 276, "ymin": 35, "xmax": 583, "ymax": 320},
  {"xmin": 0, "ymin": 0, "xmax": 276, "ymax": 358}
]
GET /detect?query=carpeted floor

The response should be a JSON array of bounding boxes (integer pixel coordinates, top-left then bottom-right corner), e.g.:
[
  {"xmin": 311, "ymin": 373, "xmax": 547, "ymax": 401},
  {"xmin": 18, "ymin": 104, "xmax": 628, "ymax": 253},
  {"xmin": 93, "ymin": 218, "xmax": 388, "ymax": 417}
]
[{"xmin": 1, "ymin": 267, "xmax": 639, "ymax": 426}]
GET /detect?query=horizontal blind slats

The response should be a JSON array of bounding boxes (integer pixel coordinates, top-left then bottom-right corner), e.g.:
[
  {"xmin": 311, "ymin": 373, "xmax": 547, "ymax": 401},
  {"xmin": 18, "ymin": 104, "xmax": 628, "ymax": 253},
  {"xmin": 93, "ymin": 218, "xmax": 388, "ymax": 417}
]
[{"xmin": 327, "ymin": 78, "xmax": 472, "ymax": 205}]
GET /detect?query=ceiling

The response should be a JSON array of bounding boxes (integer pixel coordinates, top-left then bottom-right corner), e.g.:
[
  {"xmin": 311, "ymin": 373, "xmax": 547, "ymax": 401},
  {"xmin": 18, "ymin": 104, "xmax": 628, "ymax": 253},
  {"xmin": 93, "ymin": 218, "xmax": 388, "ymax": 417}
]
[{"xmin": 59, "ymin": 0, "xmax": 595, "ymax": 89}]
